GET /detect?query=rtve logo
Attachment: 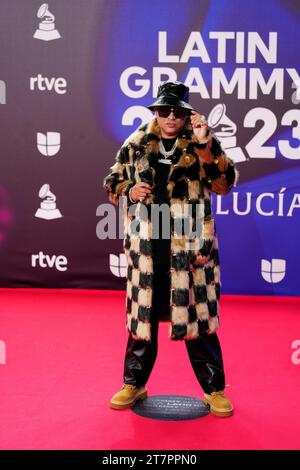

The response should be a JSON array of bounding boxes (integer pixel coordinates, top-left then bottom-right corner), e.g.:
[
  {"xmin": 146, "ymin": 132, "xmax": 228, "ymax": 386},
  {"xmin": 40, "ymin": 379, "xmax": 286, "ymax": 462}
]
[
  {"xmin": 110, "ymin": 254, "xmax": 127, "ymax": 277},
  {"xmin": 261, "ymin": 258, "xmax": 286, "ymax": 283},
  {"xmin": 31, "ymin": 251, "xmax": 68, "ymax": 271},
  {"xmin": 30, "ymin": 74, "xmax": 67, "ymax": 94}
]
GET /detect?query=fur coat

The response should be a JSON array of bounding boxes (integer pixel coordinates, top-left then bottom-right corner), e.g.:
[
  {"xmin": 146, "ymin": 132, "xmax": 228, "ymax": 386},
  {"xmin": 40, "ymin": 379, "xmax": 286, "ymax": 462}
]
[{"xmin": 103, "ymin": 117, "xmax": 238, "ymax": 341}]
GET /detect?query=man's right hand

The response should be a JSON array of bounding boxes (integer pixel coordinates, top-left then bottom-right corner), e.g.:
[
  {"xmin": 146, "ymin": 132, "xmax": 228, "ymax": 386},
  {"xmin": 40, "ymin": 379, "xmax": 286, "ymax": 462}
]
[{"xmin": 130, "ymin": 182, "xmax": 153, "ymax": 202}]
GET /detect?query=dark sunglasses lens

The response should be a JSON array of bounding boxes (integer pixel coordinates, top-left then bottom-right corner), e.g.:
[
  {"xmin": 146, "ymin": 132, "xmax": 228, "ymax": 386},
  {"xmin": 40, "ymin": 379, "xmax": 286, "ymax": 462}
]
[
  {"xmin": 174, "ymin": 108, "xmax": 188, "ymax": 119},
  {"xmin": 157, "ymin": 107, "xmax": 171, "ymax": 117},
  {"xmin": 157, "ymin": 107, "xmax": 188, "ymax": 118}
]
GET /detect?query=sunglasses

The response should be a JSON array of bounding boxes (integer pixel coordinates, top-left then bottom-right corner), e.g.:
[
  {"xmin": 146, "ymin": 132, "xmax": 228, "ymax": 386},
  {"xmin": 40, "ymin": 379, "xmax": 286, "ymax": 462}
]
[{"xmin": 156, "ymin": 106, "xmax": 189, "ymax": 119}]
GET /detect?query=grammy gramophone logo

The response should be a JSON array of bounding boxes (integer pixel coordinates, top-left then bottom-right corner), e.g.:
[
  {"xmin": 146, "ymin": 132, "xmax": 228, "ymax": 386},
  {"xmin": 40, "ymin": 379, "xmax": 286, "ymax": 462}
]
[
  {"xmin": 33, "ymin": 3, "xmax": 61, "ymax": 41},
  {"xmin": 207, "ymin": 103, "xmax": 246, "ymax": 163},
  {"xmin": 35, "ymin": 184, "xmax": 63, "ymax": 220}
]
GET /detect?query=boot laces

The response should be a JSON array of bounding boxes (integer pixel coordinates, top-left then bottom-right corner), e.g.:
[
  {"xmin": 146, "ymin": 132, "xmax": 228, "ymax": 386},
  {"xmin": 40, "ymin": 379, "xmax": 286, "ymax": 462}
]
[{"xmin": 122, "ymin": 384, "xmax": 138, "ymax": 390}]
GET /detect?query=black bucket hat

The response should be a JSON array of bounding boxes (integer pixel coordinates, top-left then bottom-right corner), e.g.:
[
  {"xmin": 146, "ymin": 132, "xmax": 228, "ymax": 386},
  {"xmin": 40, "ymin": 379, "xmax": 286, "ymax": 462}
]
[{"xmin": 147, "ymin": 81, "xmax": 194, "ymax": 111}]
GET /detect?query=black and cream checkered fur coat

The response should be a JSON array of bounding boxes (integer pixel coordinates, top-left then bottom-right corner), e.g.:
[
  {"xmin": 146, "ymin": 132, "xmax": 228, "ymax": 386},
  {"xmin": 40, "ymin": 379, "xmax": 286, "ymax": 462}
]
[{"xmin": 103, "ymin": 117, "xmax": 238, "ymax": 341}]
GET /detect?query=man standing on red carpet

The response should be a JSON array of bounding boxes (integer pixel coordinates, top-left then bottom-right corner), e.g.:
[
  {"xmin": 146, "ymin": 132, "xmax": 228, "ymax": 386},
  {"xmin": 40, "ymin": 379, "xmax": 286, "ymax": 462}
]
[{"xmin": 103, "ymin": 81, "xmax": 238, "ymax": 417}]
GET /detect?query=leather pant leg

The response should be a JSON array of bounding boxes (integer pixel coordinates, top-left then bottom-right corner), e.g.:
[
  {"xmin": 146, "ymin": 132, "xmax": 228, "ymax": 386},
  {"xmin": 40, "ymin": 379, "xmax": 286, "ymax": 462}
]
[
  {"xmin": 123, "ymin": 240, "xmax": 170, "ymax": 388},
  {"xmin": 185, "ymin": 333, "xmax": 226, "ymax": 394},
  {"xmin": 123, "ymin": 323, "xmax": 159, "ymax": 387},
  {"xmin": 123, "ymin": 272, "xmax": 160, "ymax": 387}
]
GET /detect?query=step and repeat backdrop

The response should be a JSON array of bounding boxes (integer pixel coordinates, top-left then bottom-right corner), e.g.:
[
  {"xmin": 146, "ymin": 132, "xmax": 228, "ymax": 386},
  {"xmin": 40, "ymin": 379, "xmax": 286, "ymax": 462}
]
[{"xmin": 0, "ymin": 0, "xmax": 299, "ymax": 295}]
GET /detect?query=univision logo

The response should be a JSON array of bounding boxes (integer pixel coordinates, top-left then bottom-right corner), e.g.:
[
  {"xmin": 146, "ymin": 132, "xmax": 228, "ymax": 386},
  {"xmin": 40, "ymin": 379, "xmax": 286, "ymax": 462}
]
[
  {"xmin": 37, "ymin": 132, "xmax": 61, "ymax": 157},
  {"xmin": 110, "ymin": 254, "xmax": 127, "ymax": 277},
  {"xmin": 261, "ymin": 258, "xmax": 286, "ymax": 283}
]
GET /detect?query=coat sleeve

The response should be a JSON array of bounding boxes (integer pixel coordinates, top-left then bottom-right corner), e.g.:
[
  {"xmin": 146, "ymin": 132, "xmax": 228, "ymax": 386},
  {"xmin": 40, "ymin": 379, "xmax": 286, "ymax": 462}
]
[
  {"xmin": 193, "ymin": 129, "xmax": 239, "ymax": 195},
  {"xmin": 103, "ymin": 144, "xmax": 135, "ymax": 205}
]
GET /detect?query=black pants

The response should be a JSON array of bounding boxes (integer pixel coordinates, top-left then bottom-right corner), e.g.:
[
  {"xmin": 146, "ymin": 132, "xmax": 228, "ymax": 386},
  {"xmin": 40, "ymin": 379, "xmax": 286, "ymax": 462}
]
[
  {"xmin": 124, "ymin": 249, "xmax": 226, "ymax": 394},
  {"xmin": 124, "ymin": 328, "xmax": 225, "ymax": 394}
]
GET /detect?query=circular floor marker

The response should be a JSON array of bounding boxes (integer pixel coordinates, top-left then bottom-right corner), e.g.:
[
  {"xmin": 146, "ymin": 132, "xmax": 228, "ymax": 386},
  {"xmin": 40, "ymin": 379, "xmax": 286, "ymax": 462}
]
[{"xmin": 131, "ymin": 395, "xmax": 209, "ymax": 421}]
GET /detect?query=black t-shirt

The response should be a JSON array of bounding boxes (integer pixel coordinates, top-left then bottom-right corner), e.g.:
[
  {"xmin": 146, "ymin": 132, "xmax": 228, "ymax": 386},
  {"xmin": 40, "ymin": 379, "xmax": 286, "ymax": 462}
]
[{"xmin": 152, "ymin": 137, "xmax": 176, "ymax": 267}]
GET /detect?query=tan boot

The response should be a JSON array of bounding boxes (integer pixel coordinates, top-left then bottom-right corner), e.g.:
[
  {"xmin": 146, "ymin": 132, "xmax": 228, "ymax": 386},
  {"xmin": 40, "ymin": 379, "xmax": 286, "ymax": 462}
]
[
  {"xmin": 203, "ymin": 391, "xmax": 234, "ymax": 417},
  {"xmin": 110, "ymin": 384, "xmax": 147, "ymax": 410}
]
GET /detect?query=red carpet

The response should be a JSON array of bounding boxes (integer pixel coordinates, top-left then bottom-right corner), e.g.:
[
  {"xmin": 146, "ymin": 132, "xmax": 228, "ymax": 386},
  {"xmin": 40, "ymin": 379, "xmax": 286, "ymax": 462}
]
[{"xmin": 0, "ymin": 288, "xmax": 299, "ymax": 450}]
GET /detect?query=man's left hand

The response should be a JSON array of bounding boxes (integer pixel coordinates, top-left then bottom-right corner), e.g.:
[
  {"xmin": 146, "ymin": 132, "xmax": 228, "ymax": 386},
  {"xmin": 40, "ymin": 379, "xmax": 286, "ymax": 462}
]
[{"xmin": 190, "ymin": 111, "xmax": 208, "ymax": 141}]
